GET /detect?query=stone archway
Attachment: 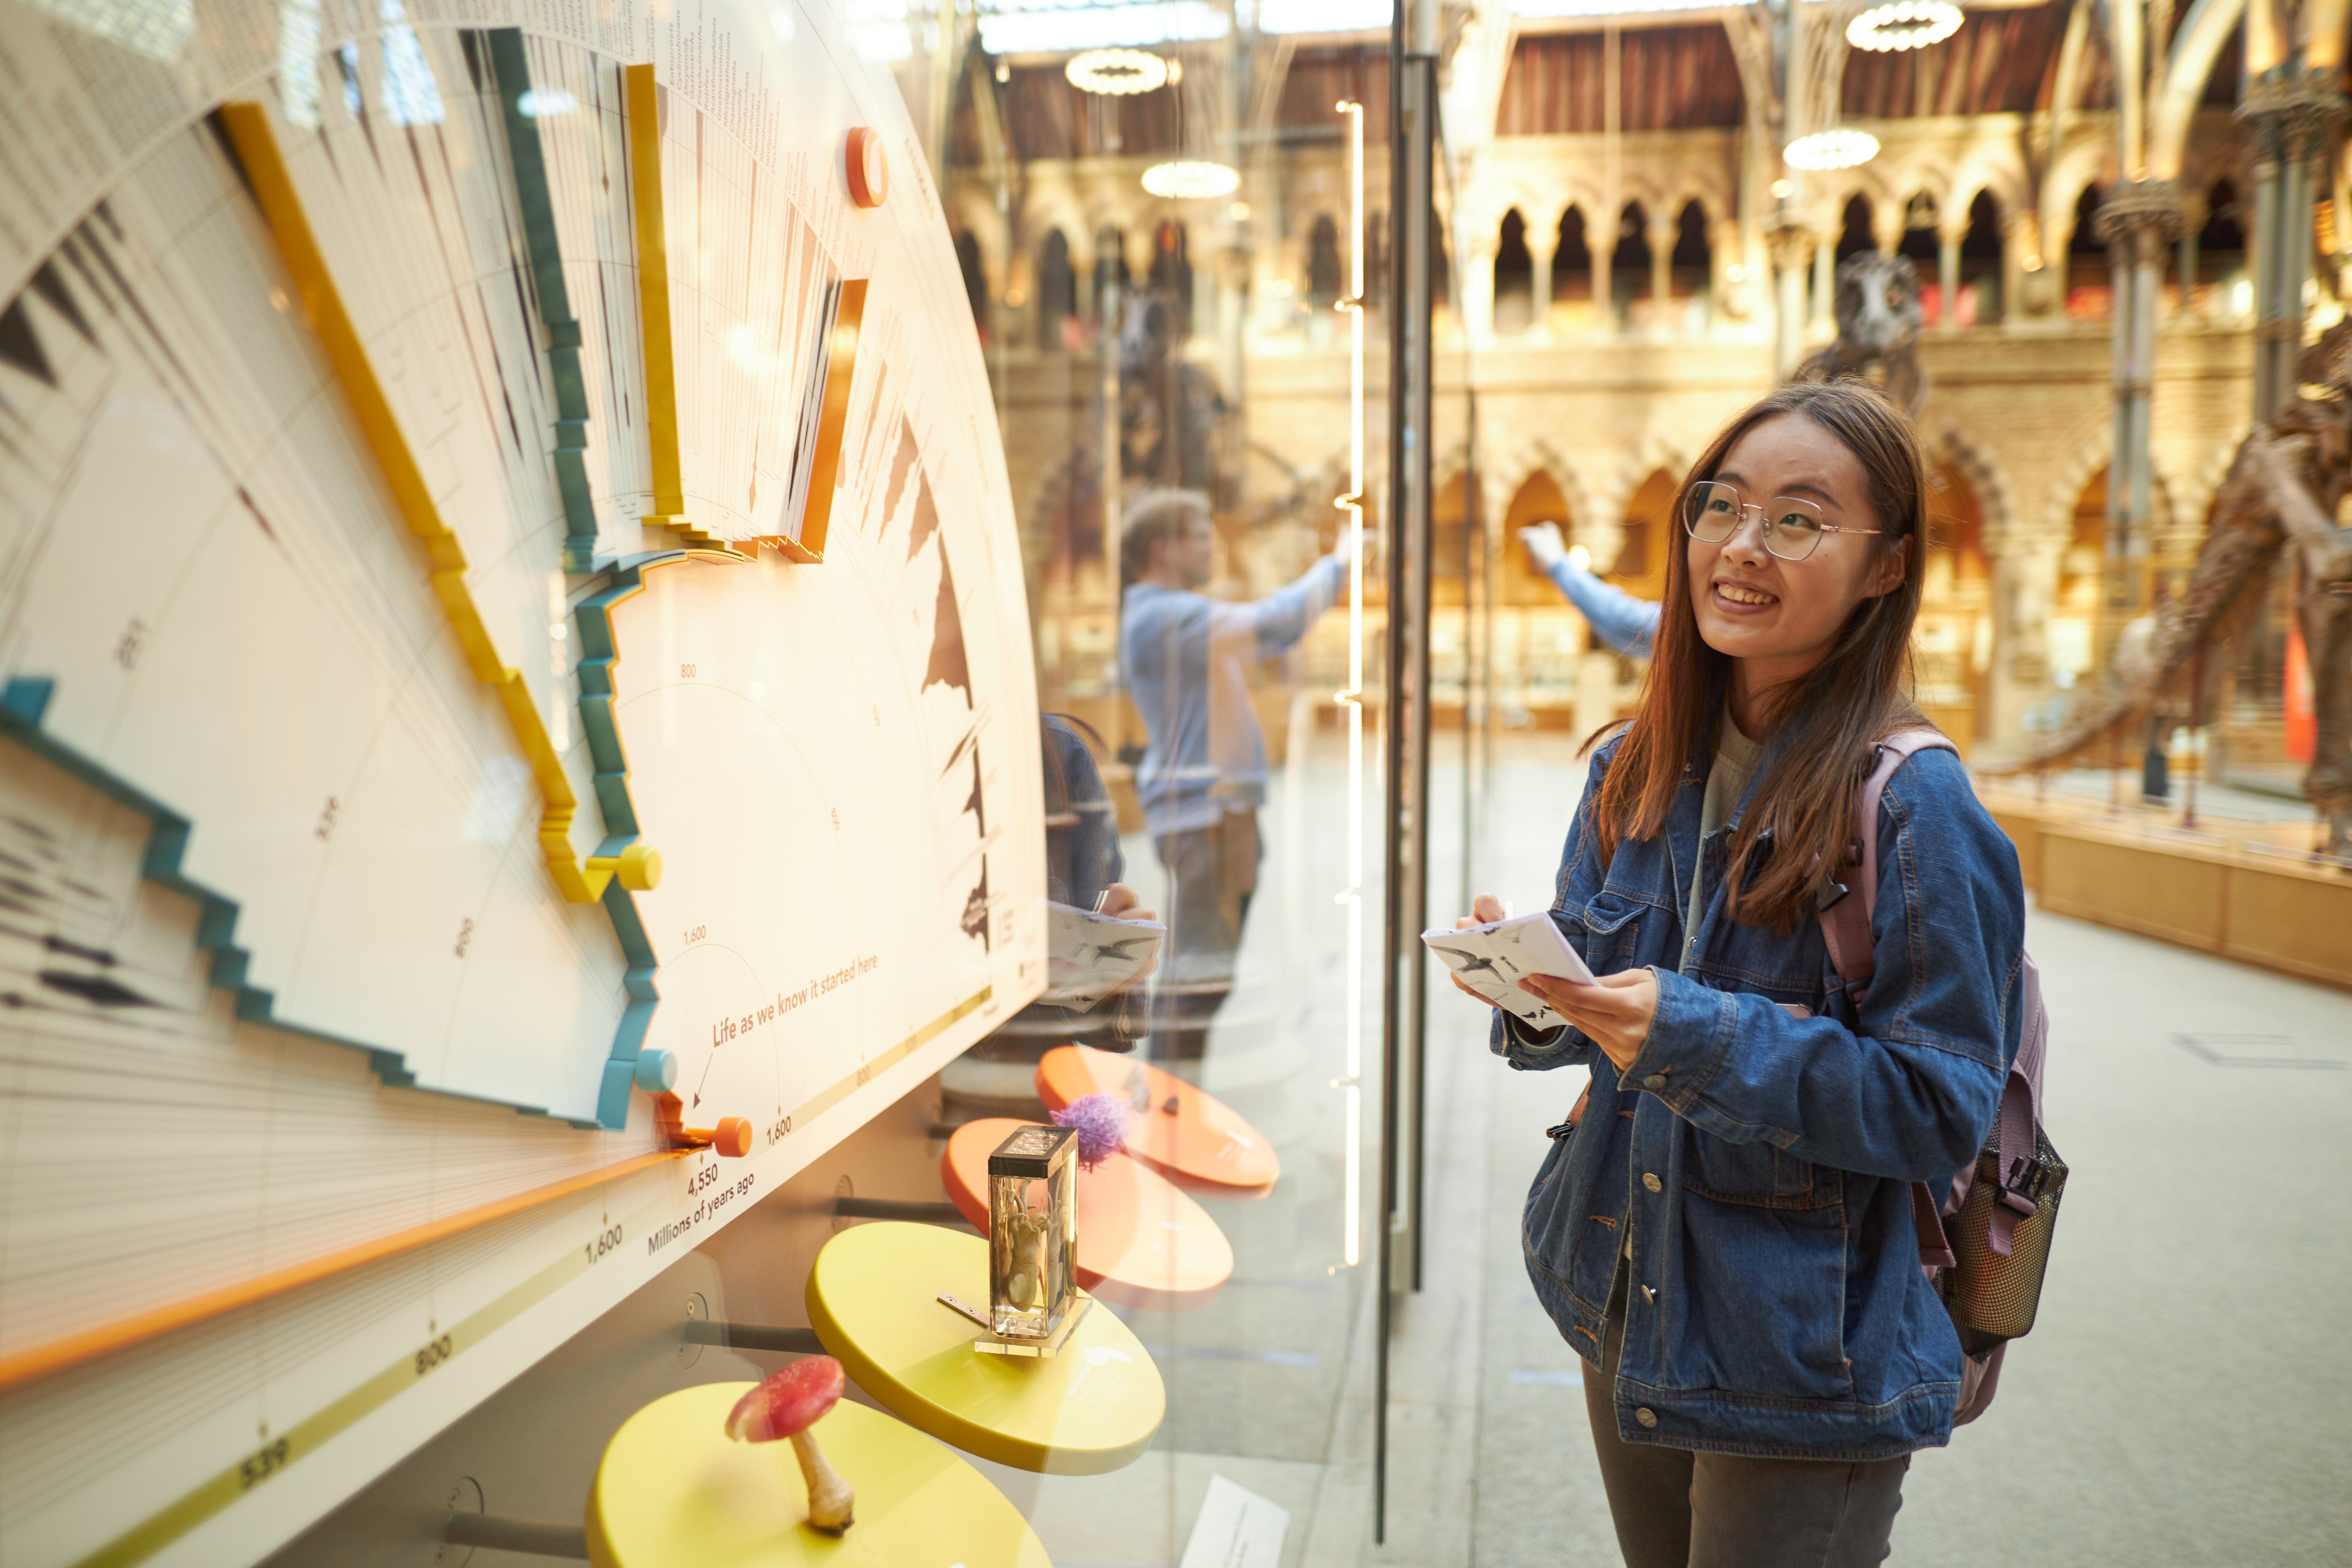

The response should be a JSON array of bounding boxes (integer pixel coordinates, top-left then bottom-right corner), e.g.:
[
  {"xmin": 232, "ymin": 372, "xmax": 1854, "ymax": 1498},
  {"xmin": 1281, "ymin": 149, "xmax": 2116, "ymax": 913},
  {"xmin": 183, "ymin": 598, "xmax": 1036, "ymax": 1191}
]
[
  {"xmin": 1917, "ymin": 458, "xmax": 1994, "ymax": 744},
  {"xmin": 1499, "ymin": 469, "xmax": 1575, "ymax": 608},
  {"xmin": 1614, "ymin": 467, "xmax": 1679, "ymax": 604}
]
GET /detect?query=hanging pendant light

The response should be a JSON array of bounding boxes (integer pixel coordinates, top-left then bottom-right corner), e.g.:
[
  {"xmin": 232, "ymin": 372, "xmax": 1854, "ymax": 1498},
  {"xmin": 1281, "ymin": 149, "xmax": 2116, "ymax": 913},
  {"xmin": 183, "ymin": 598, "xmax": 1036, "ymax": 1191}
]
[
  {"xmin": 1785, "ymin": 128, "xmax": 1881, "ymax": 171},
  {"xmin": 1141, "ymin": 160, "xmax": 1240, "ymax": 199},
  {"xmin": 1847, "ymin": 1, "xmax": 1963, "ymax": 52},
  {"xmin": 1064, "ymin": 48, "xmax": 1169, "ymax": 95}
]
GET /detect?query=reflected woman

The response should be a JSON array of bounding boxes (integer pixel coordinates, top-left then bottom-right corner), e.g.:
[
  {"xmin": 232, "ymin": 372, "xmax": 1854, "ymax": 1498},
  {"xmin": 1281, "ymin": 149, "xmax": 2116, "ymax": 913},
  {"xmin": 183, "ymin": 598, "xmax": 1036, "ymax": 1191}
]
[{"xmin": 1454, "ymin": 381, "xmax": 2026, "ymax": 1567}]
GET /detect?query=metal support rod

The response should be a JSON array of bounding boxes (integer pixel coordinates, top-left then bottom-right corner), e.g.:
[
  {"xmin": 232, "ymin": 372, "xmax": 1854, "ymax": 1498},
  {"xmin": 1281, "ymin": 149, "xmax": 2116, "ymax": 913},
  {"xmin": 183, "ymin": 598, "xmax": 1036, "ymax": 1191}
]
[
  {"xmin": 1403, "ymin": 54, "xmax": 1436, "ymax": 1298},
  {"xmin": 681, "ymin": 1320, "xmax": 828, "ymax": 1353},
  {"xmin": 832, "ymin": 1197, "xmax": 968, "ymax": 1224},
  {"xmin": 1375, "ymin": 1, "xmax": 1407, "ymax": 1542},
  {"xmin": 444, "ymin": 1515, "xmax": 591, "ymax": 1559}
]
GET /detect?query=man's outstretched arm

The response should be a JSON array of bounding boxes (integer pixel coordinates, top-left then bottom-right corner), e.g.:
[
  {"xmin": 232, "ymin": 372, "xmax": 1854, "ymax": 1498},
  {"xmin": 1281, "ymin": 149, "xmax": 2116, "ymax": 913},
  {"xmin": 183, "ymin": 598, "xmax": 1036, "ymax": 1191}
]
[
  {"xmin": 1521, "ymin": 524, "xmax": 1659, "ymax": 656},
  {"xmin": 1210, "ymin": 551, "xmax": 1349, "ymax": 659}
]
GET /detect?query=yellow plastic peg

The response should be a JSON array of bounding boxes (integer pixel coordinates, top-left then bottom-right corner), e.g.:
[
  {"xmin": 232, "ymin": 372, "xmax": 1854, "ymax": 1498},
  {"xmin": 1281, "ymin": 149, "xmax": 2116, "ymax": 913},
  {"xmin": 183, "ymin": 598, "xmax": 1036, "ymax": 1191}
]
[{"xmin": 588, "ymin": 842, "xmax": 663, "ymax": 893}]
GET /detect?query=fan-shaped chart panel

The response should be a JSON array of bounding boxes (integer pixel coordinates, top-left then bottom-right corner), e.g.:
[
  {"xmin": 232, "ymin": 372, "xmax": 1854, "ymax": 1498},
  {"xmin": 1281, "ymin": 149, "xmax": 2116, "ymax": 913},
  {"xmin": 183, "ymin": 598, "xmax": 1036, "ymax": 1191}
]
[
  {"xmin": 0, "ymin": 3, "xmax": 1039, "ymax": 1564},
  {"xmin": 1035, "ymin": 1047, "xmax": 1281, "ymax": 1196}
]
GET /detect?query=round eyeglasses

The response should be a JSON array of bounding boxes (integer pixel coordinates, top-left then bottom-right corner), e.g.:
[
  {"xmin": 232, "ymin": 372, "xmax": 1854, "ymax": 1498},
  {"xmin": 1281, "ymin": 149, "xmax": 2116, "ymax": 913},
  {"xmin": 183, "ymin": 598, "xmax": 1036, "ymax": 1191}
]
[{"xmin": 1681, "ymin": 481, "xmax": 1883, "ymax": 562}]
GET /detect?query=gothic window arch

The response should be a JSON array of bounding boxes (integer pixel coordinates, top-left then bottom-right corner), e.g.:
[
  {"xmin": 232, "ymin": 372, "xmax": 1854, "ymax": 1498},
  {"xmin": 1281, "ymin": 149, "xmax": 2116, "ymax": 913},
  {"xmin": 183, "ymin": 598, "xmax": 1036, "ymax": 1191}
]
[{"xmin": 1495, "ymin": 208, "xmax": 1534, "ymax": 332}]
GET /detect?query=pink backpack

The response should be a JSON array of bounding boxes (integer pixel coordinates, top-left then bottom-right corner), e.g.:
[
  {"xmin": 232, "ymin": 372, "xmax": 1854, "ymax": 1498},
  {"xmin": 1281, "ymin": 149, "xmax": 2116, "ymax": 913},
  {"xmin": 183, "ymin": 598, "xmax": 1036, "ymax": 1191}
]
[{"xmin": 1815, "ymin": 731, "xmax": 2067, "ymax": 1426}]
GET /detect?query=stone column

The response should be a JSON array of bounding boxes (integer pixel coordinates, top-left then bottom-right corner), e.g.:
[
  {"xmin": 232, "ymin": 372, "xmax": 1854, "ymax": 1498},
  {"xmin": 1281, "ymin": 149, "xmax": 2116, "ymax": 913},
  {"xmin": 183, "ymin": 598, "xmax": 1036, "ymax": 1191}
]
[
  {"xmin": 1592, "ymin": 214, "xmax": 1615, "ymax": 337},
  {"xmin": 2244, "ymin": 73, "xmax": 2350, "ymax": 422},
  {"xmin": 1768, "ymin": 219, "xmax": 1817, "ymax": 381},
  {"xmin": 1811, "ymin": 237, "xmax": 1836, "ymax": 331},
  {"xmin": 1937, "ymin": 229, "xmax": 1962, "ymax": 329},
  {"xmin": 1714, "ymin": 215, "xmax": 1749, "ymax": 324},
  {"xmin": 1071, "ymin": 232, "xmax": 1097, "ymax": 333},
  {"xmin": 2096, "ymin": 180, "xmax": 2185, "ymax": 626},
  {"xmin": 1465, "ymin": 234, "xmax": 1499, "ymax": 345},
  {"xmin": 2175, "ymin": 188, "xmax": 2205, "ymax": 319},
  {"xmin": 1648, "ymin": 213, "xmax": 1676, "ymax": 335},
  {"xmin": 1528, "ymin": 229, "xmax": 1557, "ymax": 338},
  {"xmin": 1983, "ymin": 533, "xmax": 2064, "ymax": 751},
  {"xmin": 2007, "ymin": 211, "xmax": 2049, "ymax": 322},
  {"xmin": 1872, "ymin": 201, "xmax": 1906, "ymax": 259}
]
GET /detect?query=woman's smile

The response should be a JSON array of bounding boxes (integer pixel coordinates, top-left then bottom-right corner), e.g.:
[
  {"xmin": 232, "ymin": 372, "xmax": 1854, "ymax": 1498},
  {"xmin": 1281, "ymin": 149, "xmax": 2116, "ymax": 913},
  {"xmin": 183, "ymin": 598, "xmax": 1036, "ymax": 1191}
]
[{"xmin": 1708, "ymin": 578, "xmax": 1780, "ymax": 614}]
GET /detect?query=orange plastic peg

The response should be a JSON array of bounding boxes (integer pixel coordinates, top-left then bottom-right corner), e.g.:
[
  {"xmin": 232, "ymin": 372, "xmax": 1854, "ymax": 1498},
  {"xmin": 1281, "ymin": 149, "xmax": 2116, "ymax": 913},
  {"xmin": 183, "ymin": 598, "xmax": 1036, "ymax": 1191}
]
[
  {"xmin": 687, "ymin": 1124, "xmax": 753, "ymax": 1161},
  {"xmin": 653, "ymin": 1095, "xmax": 754, "ymax": 1157},
  {"xmin": 846, "ymin": 127, "xmax": 888, "ymax": 208}
]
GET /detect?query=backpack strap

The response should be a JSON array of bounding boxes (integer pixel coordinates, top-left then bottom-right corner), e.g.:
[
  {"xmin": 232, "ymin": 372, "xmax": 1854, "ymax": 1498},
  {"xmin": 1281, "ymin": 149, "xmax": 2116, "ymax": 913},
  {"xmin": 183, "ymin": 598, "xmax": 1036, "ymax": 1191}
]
[
  {"xmin": 1817, "ymin": 730, "xmax": 1956, "ymax": 1000},
  {"xmin": 1815, "ymin": 730, "xmax": 1960, "ymax": 1270}
]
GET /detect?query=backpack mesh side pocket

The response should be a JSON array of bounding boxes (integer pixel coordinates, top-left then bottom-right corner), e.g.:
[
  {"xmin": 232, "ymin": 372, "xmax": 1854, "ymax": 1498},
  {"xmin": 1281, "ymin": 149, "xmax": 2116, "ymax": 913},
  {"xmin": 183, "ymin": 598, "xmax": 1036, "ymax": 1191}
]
[{"xmin": 1941, "ymin": 1125, "xmax": 2068, "ymax": 1357}]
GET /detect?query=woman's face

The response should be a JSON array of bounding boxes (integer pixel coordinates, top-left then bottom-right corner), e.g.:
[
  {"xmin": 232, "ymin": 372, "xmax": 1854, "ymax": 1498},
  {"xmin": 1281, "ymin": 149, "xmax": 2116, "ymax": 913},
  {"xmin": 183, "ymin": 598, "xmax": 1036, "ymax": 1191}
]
[{"xmin": 1685, "ymin": 413, "xmax": 1906, "ymax": 691}]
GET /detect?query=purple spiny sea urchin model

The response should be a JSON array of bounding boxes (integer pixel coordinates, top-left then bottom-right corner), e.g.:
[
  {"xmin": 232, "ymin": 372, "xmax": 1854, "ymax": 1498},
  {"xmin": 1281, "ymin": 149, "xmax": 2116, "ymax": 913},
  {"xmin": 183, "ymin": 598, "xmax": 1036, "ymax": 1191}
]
[{"xmin": 1051, "ymin": 1093, "xmax": 1132, "ymax": 1171}]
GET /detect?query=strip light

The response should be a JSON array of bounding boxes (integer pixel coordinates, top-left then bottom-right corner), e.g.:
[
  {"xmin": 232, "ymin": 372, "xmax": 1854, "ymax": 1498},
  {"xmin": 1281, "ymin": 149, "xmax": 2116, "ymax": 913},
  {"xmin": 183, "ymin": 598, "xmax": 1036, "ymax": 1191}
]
[
  {"xmin": 1140, "ymin": 160, "xmax": 1240, "ymax": 199},
  {"xmin": 1064, "ymin": 48, "xmax": 1168, "ymax": 94},
  {"xmin": 1335, "ymin": 98, "xmax": 1366, "ymax": 1272},
  {"xmin": 1847, "ymin": 0, "xmax": 1963, "ymax": 52},
  {"xmin": 1785, "ymin": 127, "xmax": 1881, "ymax": 171}
]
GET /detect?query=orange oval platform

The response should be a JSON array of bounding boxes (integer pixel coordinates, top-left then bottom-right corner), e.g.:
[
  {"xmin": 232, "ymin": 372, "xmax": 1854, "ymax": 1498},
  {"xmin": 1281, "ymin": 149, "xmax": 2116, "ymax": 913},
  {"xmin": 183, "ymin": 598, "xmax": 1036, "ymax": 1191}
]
[
  {"xmin": 1032, "ymin": 1046, "xmax": 1280, "ymax": 1197},
  {"xmin": 939, "ymin": 1119, "xmax": 1233, "ymax": 1310}
]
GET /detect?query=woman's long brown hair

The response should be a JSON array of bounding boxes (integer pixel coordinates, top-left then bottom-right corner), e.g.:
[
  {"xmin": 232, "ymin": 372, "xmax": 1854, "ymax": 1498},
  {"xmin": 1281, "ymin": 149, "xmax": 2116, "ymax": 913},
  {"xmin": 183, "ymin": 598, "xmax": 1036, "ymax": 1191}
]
[{"xmin": 1586, "ymin": 379, "xmax": 1930, "ymax": 932}]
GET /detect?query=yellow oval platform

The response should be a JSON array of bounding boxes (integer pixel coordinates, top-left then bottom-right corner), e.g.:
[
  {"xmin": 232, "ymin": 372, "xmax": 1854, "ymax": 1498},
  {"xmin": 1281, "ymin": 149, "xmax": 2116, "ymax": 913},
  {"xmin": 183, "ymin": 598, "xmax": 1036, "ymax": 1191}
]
[
  {"xmin": 805, "ymin": 1221, "xmax": 1165, "ymax": 1474},
  {"xmin": 1034, "ymin": 1046, "xmax": 1280, "ymax": 1196},
  {"xmin": 585, "ymin": 1386, "xmax": 1049, "ymax": 1568},
  {"xmin": 940, "ymin": 1119, "xmax": 1233, "ymax": 1310}
]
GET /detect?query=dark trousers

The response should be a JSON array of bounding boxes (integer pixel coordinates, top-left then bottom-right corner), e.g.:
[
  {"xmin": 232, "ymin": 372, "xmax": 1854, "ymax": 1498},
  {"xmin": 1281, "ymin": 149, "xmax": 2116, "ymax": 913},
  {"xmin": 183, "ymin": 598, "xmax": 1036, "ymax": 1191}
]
[
  {"xmin": 1152, "ymin": 808, "xmax": 1260, "ymax": 982},
  {"xmin": 1582, "ymin": 1272, "xmax": 1909, "ymax": 1568}
]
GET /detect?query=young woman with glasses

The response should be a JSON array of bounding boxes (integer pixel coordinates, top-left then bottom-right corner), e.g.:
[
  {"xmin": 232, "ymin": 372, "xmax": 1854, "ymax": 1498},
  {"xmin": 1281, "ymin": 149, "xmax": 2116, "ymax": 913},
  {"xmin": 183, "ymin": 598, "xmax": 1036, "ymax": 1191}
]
[{"xmin": 1453, "ymin": 380, "xmax": 2026, "ymax": 1567}]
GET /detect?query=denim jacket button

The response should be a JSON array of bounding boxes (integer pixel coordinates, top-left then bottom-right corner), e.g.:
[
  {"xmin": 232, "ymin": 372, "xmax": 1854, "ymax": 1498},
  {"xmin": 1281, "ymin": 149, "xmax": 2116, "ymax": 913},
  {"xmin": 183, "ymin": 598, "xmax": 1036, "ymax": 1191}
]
[
  {"xmin": 1635, "ymin": 1407, "xmax": 1658, "ymax": 1428},
  {"xmin": 1641, "ymin": 1172, "xmax": 1663, "ymax": 1193},
  {"xmin": 1641, "ymin": 1073, "xmax": 1667, "ymax": 1091}
]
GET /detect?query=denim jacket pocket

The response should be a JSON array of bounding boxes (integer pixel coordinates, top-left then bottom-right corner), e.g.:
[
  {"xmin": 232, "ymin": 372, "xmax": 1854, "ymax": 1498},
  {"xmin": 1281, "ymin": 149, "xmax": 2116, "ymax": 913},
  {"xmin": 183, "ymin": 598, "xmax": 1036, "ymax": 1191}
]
[
  {"xmin": 1561, "ymin": 889, "xmax": 1647, "ymax": 976},
  {"xmin": 1682, "ymin": 1124, "xmax": 1834, "ymax": 1209},
  {"xmin": 1678, "ymin": 1194, "xmax": 1855, "ymax": 1400},
  {"xmin": 1520, "ymin": 1124, "xmax": 1582, "ymax": 1282}
]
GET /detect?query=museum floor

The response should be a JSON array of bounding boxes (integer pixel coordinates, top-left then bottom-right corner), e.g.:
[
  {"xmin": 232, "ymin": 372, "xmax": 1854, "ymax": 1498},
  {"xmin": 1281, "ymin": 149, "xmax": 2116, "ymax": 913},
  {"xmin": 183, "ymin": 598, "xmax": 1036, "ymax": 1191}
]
[{"xmin": 974, "ymin": 730, "xmax": 2352, "ymax": 1568}]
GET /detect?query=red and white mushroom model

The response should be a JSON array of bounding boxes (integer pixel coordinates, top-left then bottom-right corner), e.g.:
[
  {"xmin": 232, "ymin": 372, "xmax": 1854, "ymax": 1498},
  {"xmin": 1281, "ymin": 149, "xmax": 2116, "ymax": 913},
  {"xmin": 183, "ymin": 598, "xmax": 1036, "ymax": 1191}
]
[{"xmin": 725, "ymin": 1356, "xmax": 856, "ymax": 1534}]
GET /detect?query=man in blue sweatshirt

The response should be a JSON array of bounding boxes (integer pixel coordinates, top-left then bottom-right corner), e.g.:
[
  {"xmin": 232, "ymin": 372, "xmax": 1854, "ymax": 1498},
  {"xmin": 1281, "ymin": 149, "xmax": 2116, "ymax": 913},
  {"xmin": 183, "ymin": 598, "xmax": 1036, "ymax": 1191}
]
[
  {"xmin": 1518, "ymin": 521, "xmax": 1660, "ymax": 655},
  {"xmin": 1118, "ymin": 490, "xmax": 1347, "ymax": 990}
]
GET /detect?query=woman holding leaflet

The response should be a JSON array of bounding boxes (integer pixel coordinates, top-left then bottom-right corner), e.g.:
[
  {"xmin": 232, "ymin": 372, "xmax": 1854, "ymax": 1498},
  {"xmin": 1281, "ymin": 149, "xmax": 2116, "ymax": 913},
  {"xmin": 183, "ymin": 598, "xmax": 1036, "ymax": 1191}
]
[{"xmin": 1453, "ymin": 381, "xmax": 2025, "ymax": 1568}]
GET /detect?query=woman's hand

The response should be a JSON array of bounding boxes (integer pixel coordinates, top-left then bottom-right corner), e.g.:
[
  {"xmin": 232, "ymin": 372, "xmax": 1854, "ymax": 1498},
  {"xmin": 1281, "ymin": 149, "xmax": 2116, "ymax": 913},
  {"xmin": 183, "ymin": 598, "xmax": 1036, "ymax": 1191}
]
[
  {"xmin": 1094, "ymin": 885, "xmax": 1160, "ymax": 990},
  {"xmin": 1446, "ymin": 893, "xmax": 1507, "ymax": 1002},
  {"xmin": 1520, "ymin": 969, "xmax": 1658, "ymax": 1074},
  {"xmin": 1095, "ymin": 883, "xmax": 1150, "ymax": 922}
]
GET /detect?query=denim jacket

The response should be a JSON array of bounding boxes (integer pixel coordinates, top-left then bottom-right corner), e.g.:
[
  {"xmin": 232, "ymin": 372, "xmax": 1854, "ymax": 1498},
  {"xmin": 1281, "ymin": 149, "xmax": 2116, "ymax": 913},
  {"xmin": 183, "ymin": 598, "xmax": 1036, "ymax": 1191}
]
[{"xmin": 1496, "ymin": 727, "xmax": 2026, "ymax": 1461}]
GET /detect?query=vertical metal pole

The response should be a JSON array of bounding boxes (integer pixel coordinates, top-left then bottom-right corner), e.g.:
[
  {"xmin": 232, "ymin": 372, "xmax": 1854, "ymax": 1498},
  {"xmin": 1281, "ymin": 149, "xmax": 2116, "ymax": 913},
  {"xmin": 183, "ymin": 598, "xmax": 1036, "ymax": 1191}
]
[
  {"xmin": 1403, "ymin": 56, "xmax": 1436, "ymax": 1298},
  {"xmin": 1374, "ymin": 0, "xmax": 1405, "ymax": 1539},
  {"xmin": 1459, "ymin": 452, "xmax": 1478, "ymax": 929},
  {"xmin": 1331, "ymin": 87, "xmax": 1370, "ymax": 1533}
]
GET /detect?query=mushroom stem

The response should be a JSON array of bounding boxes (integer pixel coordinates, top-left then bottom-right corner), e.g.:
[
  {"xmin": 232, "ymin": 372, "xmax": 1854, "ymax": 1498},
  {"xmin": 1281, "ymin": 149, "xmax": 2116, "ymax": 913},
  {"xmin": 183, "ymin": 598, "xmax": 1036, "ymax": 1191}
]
[{"xmin": 788, "ymin": 1429, "xmax": 855, "ymax": 1534}]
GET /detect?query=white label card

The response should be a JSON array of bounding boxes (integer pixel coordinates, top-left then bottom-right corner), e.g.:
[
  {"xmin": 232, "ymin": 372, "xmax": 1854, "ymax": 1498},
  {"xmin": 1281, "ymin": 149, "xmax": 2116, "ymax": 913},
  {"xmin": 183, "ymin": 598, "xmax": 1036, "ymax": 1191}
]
[{"xmin": 1178, "ymin": 1475, "xmax": 1291, "ymax": 1568}]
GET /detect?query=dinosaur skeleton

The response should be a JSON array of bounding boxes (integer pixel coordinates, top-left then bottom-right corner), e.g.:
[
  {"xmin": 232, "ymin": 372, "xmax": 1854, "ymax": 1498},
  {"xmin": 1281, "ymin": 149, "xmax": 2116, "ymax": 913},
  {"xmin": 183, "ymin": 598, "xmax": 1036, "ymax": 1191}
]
[
  {"xmin": 1985, "ymin": 322, "xmax": 2352, "ymax": 859},
  {"xmin": 1793, "ymin": 252, "xmax": 1929, "ymax": 417}
]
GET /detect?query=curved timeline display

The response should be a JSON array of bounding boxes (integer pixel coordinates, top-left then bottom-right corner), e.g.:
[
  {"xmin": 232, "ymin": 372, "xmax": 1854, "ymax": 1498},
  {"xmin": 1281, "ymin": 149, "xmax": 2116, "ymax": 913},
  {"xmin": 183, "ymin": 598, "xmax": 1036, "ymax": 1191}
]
[{"xmin": 0, "ymin": 4, "xmax": 1042, "ymax": 1565}]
